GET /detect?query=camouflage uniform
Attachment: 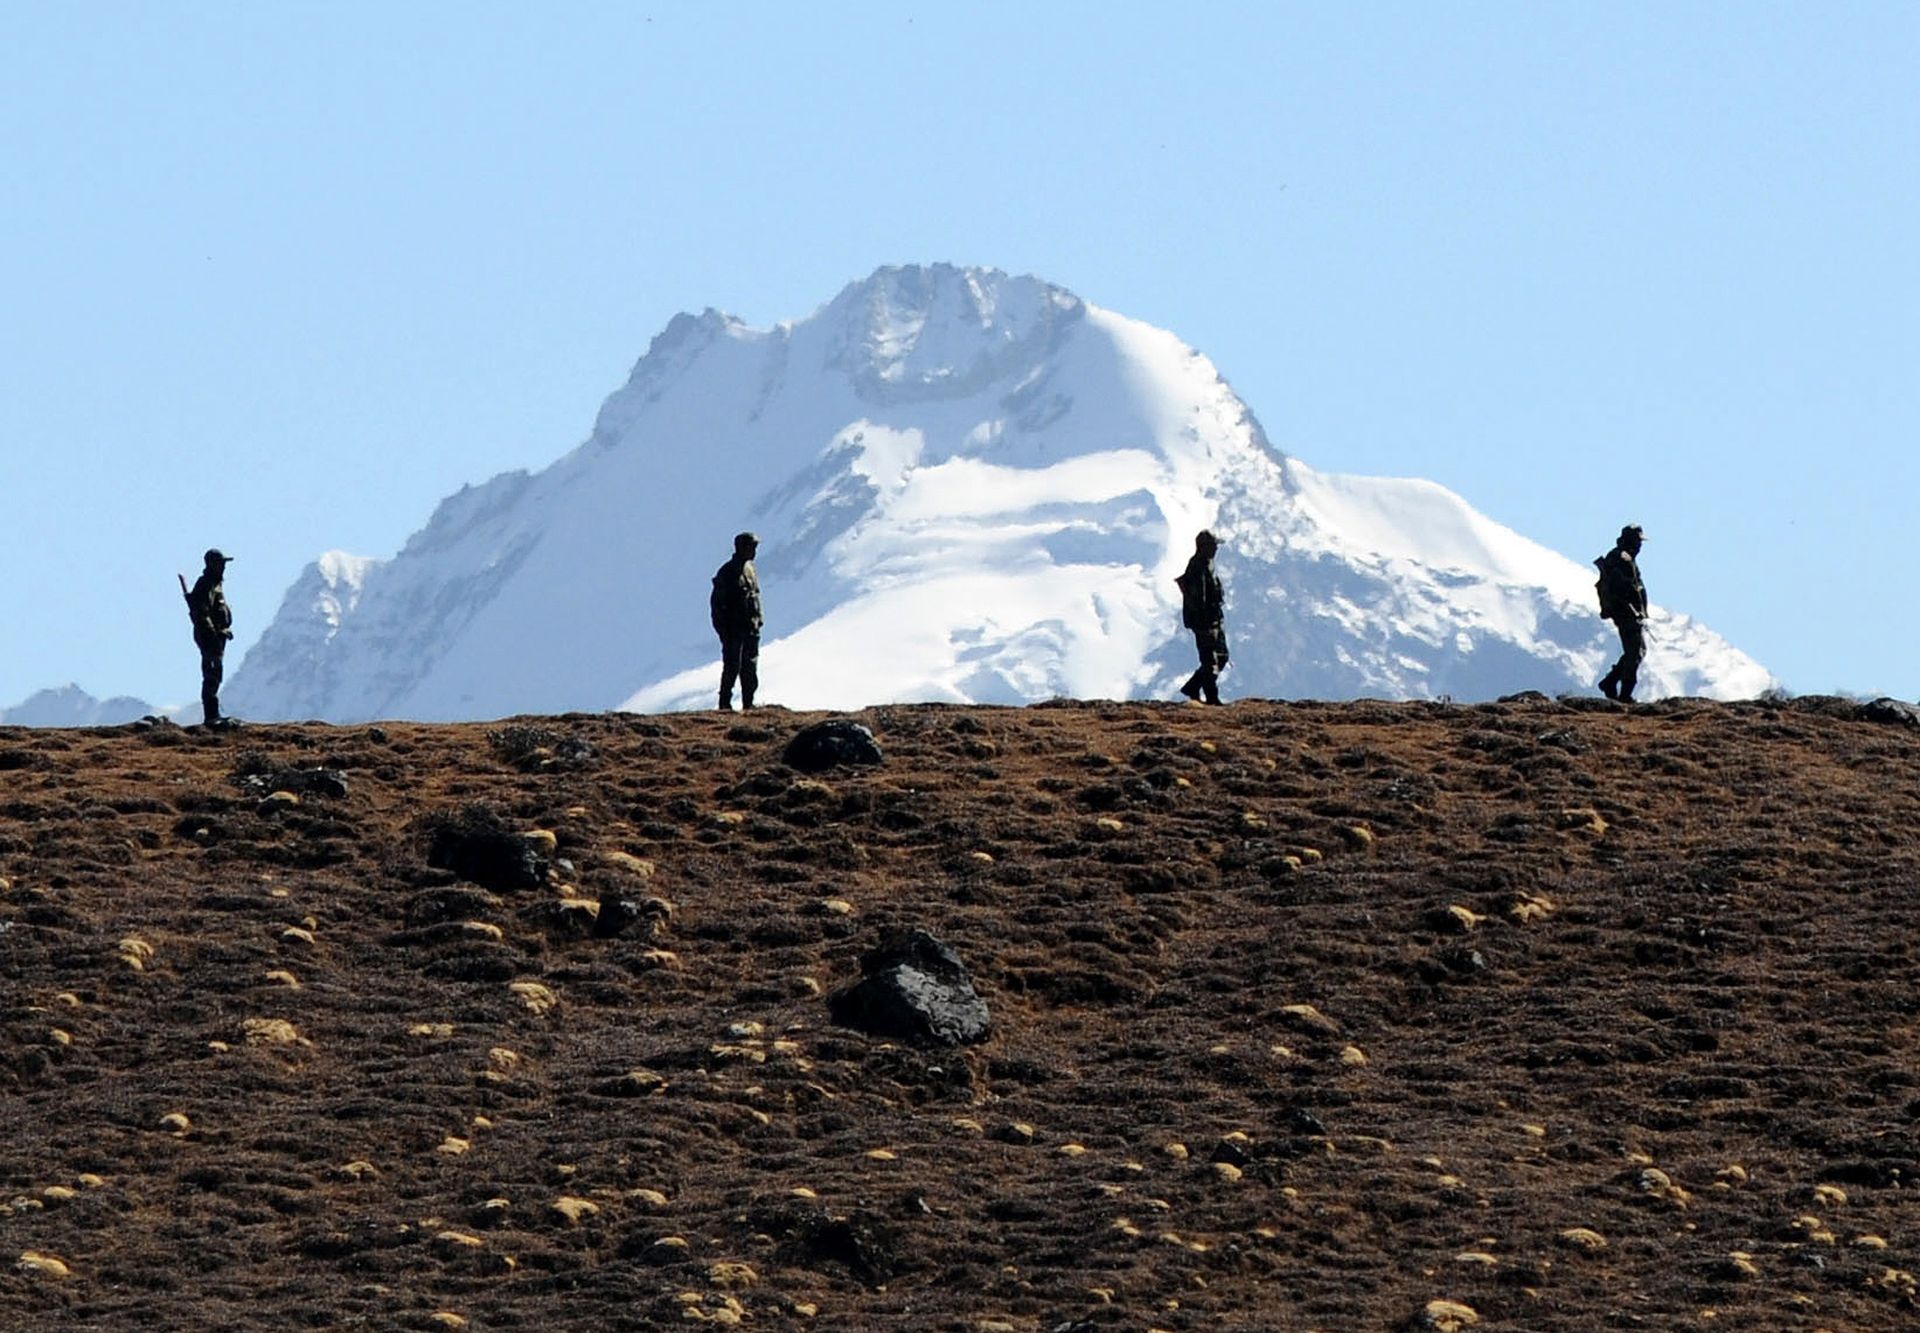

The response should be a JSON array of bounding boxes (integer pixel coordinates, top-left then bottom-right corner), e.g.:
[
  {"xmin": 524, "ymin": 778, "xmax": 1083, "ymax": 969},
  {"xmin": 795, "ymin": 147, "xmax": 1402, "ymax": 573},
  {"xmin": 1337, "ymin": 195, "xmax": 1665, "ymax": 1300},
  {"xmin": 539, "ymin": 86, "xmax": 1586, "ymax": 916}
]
[
  {"xmin": 186, "ymin": 551, "xmax": 234, "ymax": 725},
  {"xmin": 710, "ymin": 533, "xmax": 763, "ymax": 710},
  {"xmin": 1595, "ymin": 527, "xmax": 1648, "ymax": 703},
  {"xmin": 1176, "ymin": 533, "xmax": 1228, "ymax": 706}
]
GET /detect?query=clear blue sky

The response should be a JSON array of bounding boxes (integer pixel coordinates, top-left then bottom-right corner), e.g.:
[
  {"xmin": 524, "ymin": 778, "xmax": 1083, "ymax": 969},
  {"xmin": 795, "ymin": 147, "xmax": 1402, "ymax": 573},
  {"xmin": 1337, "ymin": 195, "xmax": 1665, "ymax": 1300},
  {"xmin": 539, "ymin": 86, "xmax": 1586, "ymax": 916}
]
[{"xmin": 3, "ymin": 3, "xmax": 1914, "ymax": 708}]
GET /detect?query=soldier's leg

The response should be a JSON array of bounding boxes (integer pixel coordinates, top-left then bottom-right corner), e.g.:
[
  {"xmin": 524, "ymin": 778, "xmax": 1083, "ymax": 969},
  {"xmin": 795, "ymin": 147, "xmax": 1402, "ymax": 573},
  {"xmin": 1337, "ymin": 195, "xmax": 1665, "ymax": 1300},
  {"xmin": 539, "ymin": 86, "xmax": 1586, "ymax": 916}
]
[
  {"xmin": 1179, "ymin": 631, "xmax": 1208, "ymax": 700},
  {"xmin": 718, "ymin": 636, "xmax": 739, "ymax": 710},
  {"xmin": 1204, "ymin": 628, "xmax": 1228, "ymax": 705},
  {"xmin": 739, "ymin": 633, "xmax": 760, "ymax": 709},
  {"xmin": 200, "ymin": 642, "xmax": 224, "ymax": 724},
  {"xmin": 1617, "ymin": 618, "xmax": 1646, "ymax": 702}
]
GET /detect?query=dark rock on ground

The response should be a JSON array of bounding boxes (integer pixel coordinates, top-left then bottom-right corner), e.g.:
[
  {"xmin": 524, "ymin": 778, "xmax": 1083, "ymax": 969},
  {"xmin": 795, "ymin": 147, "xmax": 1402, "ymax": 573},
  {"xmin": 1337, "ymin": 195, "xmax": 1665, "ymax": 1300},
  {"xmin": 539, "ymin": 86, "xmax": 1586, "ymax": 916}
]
[
  {"xmin": 1860, "ymin": 697, "xmax": 1920, "ymax": 729},
  {"xmin": 423, "ymin": 807, "xmax": 549, "ymax": 891},
  {"xmin": 784, "ymin": 719, "xmax": 885, "ymax": 773},
  {"xmin": 829, "ymin": 927, "xmax": 991, "ymax": 1047}
]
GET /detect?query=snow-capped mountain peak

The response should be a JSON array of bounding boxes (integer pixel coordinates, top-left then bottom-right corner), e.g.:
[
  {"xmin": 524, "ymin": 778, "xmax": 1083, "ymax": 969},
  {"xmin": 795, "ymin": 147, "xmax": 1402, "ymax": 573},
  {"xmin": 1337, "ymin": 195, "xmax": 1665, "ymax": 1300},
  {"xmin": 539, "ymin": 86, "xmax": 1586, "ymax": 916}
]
[{"xmin": 223, "ymin": 264, "xmax": 1770, "ymax": 722}]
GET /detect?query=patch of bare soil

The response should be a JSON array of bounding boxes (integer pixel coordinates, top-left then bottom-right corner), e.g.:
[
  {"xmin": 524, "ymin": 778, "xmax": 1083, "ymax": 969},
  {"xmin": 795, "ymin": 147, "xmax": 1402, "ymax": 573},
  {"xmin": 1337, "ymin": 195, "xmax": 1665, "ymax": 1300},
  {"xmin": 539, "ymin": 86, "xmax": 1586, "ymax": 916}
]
[{"xmin": 2, "ymin": 696, "xmax": 1918, "ymax": 1331}]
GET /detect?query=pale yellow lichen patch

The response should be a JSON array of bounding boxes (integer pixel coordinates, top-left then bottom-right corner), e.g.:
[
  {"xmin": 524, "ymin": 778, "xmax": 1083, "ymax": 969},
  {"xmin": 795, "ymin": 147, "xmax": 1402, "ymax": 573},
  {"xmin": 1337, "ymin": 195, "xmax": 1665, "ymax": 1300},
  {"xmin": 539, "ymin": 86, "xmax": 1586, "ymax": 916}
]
[
  {"xmin": 1520, "ymin": 1123, "xmax": 1547, "ymax": 1138},
  {"xmin": 1339, "ymin": 1045, "xmax": 1369, "ymax": 1067},
  {"xmin": 1714, "ymin": 1164, "xmax": 1748, "ymax": 1188},
  {"xmin": 1724, "ymin": 1252, "xmax": 1761, "ymax": 1279},
  {"xmin": 17, "ymin": 1252, "xmax": 70, "ymax": 1279},
  {"xmin": 243, "ymin": 1017, "xmax": 305, "ymax": 1047},
  {"xmin": 1559, "ymin": 807, "xmax": 1609, "ymax": 837},
  {"xmin": 1058, "ymin": 1143, "xmax": 1088, "ymax": 1157},
  {"xmin": 1420, "ymin": 1299, "xmax": 1481, "ymax": 1330},
  {"xmin": 49, "ymin": 1029, "xmax": 72, "ymax": 1047},
  {"xmin": 489, "ymin": 1047, "xmax": 521, "ymax": 1071},
  {"xmin": 434, "ymin": 1230, "xmax": 487, "ymax": 1251},
  {"xmin": 605, "ymin": 850, "xmax": 656, "ymax": 877},
  {"xmin": 1279, "ymin": 1002, "xmax": 1337, "ymax": 1032},
  {"xmin": 523, "ymin": 829, "xmax": 559, "ymax": 854},
  {"xmin": 460, "ymin": 920, "xmax": 505, "ymax": 940},
  {"xmin": 338, "ymin": 1160, "xmax": 379, "ymax": 1180},
  {"xmin": 54, "ymin": 993, "xmax": 82, "ymax": 1008},
  {"xmin": 1163, "ymin": 1142, "xmax": 1189, "ymax": 1161},
  {"xmin": 551, "ymin": 1196, "xmax": 600, "ymax": 1225},
  {"xmin": 1444, "ymin": 905, "xmax": 1484, "ymax": 931},
  {"xmin": 1094, "ymin": 817, "xmax": 1125, "ymax": 832},
  {"xmin": 865, "ymin": 1149, "xmax": 897, "ymax": 1162},
  {"xmin": 471, "ymin": 1115, "xmax": 494, "ymax": 1131},
  {"xmin": 1855, "ymin": 1235, "xmax": 1890, "ymax": 1249},
  {"xmin": 1870, "ymin": 1268, "xmax": 1917, "ymax": 1297},
  {"xmin": 1239, "ymin": 811, "xmax": 1267, "ymax": 831},
  {"xmin": 1454, "ymin": 1251, "xmax": 1499, "ymax": 1266},
  {"xmin": 1637, "ymin": 1168, "xmax": 1691, "ymax": 1207},
  {"xmin": 280, "ymin": 925, "xmax": 315, "ymax": 946},
  {"xmin": 1298, "ymin": 847, "xmax": 1324, "ymax": 863},
  {"xmin": 159, "ymin": 1112, "xmax": 192, "ymax": 1134},
  {"xmin": 1812, "ymin": 1183, "xmax": 1848, "ymax": 1208},
  {"xmin": 264, "ymin": 969, "xmax": 301, "ymax": 989},
  {"xmin": 509, "ymin": 981, "xmax": 558, "ymax": 1016},
  {"xmin": 118, "ymin": 936, "xmax": 153, "ymax": 970},
  {"xmin": 1508, "ymin": 892, "xmax": 1556, "ymax": 923},
  {"xmin": 968, "ymin": 851, "xmax": 995, "ymax": 864},
  {"xmin": 653, "ymin": 1236, "xmax": 691, "ymax": 1254},
  {"xmin": 437, "ymin": 1136, "xmax": 471, "ymax": 1156},
  {"xmin": 709, "ymin": 1262, "xmax": 758, "ymax": 1288},
  {"xmin": 1559, "ymin": 1227, "xmax": 1608, "ymax": 1252},
  {"xmin": 411, "ymin": 1023, "xmax": 455, "ymax": 1039},
  {"xmin": 42, "ymin": 1186, "xmax": 76, "ymax": 1202},
  {"xmin": 1791, "ymin": 1215, "xmax": 1836, "ymax": 1244},
  {"xmin": 76, "ymin": 1174, "xmax": 105, "ymax": 1189},
  {"xmin": 429, "ymin": 1315, "xmax": 469, "ymax": 1330},
  {"xmin": 207, "ymin": 1041, "xmax": 231, "ymax": 1053},
  {"xmin": 1211, "ymin": 1162, "xmax": 1243, "ymax": 1182},
  {"xmin": 629, "ymin": 1188, "xmax": 670, "ymax": 1207},
  {"xmin": 711, "ymin": 811, "xmax": 746, "ymax": 828}
]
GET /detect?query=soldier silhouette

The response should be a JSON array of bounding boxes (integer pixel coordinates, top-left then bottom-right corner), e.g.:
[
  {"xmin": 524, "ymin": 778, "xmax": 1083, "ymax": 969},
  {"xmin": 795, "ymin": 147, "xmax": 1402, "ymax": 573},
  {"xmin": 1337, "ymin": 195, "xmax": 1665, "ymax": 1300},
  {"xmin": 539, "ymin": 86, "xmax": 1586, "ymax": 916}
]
[
  {"xmin": 182, "ymin": 549, "xmax": 235, "ymax": 726},
  {"xmin": 1594, "ymin": 524, "xmax": 1648, "ymax": 702},
  {"xmin": 1175, "ymin": 530, "xmax": 1228, "ymax": 705},
  {"xmin": 710, "ymin": 532, "xmax": 762, "ymax": 710}
]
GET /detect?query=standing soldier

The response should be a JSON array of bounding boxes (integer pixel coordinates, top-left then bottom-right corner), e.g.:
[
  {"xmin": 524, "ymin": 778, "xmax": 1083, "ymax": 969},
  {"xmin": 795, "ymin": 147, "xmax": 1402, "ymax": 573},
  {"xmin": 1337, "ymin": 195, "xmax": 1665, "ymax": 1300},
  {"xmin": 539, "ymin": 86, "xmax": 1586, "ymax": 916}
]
[
  {"xmin": 1175, "ymin": 530, "xmax": 1228, "ymax": 705},
  {"xmin": 710, "ymin": 531, "xmax": 762, "ymax": 711},
  {"xmin": 1594, "ymin": 524, "xmax": 1649, "ymax": 703},
  {"xmin": 182, "ymin": 549, "xmax": 235, "ymax": 726}
]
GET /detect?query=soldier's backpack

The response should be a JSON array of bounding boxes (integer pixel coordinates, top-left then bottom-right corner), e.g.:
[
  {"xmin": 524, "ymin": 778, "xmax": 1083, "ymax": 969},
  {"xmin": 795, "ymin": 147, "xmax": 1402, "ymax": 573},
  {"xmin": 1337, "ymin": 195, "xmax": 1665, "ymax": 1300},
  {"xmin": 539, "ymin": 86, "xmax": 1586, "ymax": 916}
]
[{"xmin": 1592, "ymin": 555, "xmax": 1615, "ymax": 621}]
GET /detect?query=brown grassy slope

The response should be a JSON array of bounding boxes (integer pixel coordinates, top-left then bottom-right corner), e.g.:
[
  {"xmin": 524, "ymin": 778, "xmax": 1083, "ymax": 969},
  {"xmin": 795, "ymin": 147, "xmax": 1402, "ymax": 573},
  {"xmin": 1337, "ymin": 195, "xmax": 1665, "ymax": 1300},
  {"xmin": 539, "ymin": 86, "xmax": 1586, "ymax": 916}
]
[{"xmin": 1, "ymin": 697, "xmax": 1918, "ymax": 1332}]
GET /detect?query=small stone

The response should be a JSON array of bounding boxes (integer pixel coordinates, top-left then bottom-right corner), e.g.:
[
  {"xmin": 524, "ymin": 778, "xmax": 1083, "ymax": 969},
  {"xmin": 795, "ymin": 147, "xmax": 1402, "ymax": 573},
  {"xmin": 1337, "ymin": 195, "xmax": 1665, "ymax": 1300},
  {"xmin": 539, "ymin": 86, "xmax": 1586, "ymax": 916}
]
[
  {"xmin": 264, "ymin": 970, "xmax": 301, "ymax": 988},
  {"xmin": 338, "ymin": 1161, "xmax": 379, "ymax": 1180},
  {"xmin": 1339, "ymin": 1045, "xmax": 1369, "ymax": 1067},
  {"xmin": 437, "ymin": 1136, "xmax": 471, "ymax": 1156},
  {"xmin": 242, "ymin": 1018, "xmax": 304, "ymax": 1047},
  {"xmin": 1559, "ymin": 1227, "xmax": 1608, "ymax": 1252},
  {"xmin": 1211, "ymin": 1162, "xmax": 1243, "ymax": 1182},
  {"xmin": 280, "ymin": 926, "xmax": 315, "ymax": 946},
  {"xmin": 1163, "ymin": 1142, "xmax": 1189, "ymax": 1161},
  {"xmin": 818, "ymin": 898, "xmax": 855, "ymax": 915},
  {"xmin": 523, "ymin": 829, "xmax": 559, "ymax": 855},
  {"xmin": 159, "ymin": 1112, "xmax": 192, "ymax": 1134}
]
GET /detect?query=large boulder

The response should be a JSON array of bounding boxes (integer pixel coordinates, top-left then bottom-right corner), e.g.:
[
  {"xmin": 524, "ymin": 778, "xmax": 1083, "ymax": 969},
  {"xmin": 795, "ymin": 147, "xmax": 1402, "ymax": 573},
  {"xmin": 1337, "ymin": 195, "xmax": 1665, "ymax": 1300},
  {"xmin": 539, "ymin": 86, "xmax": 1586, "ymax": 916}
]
[
  {"xmin": 1860, "ymin": 697, "xmax": 1920, "ymax": 730},
  {"xmin": 783, "ymin": 720, "xmax": 884, "ymax": 774},
  {"xmin": 829, "ymin": 928, "xmax": 990, "ymax": 1047},
  {"xmin": 424, "ymin": 808, "xmax": 549, "ymax": 892}
]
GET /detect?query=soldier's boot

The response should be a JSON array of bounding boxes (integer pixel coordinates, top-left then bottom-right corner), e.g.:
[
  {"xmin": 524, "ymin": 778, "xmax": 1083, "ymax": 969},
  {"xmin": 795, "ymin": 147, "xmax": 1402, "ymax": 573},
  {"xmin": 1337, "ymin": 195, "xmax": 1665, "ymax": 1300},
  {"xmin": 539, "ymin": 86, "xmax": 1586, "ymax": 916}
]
[
  {"xmin": 718, "ymin": 692, "xmax": 734, "ymax": 712},
  {"xmin": 741, "ymin": 693, "xmax": 755, "ymax": 711},
  {"xmin": 1597, "ymin": 671, "xmax": 1618, "ymax": 701},
  {"xmin": 1178, "ymin": 670, "xmax": 1204, "ymax": 702}
]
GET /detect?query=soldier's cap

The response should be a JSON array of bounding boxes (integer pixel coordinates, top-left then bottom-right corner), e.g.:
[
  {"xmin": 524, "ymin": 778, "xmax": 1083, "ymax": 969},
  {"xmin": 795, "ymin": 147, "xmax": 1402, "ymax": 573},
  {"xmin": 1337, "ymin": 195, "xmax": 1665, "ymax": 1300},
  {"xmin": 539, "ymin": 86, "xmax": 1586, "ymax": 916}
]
[
  {"xmin": 204, "ymin": 548, "xmax": 233, "ymax": 566},
  {"xmin": 1195, "ymin": 529, "xmax": 1218, "ymax": 549},
  {"xmin": 1618, "ymin": 524, "xmax": 1645, "ymax": 543},
  {"xmin": 733, "ymin": 531, "xmax": 759, "ymax": 552}
]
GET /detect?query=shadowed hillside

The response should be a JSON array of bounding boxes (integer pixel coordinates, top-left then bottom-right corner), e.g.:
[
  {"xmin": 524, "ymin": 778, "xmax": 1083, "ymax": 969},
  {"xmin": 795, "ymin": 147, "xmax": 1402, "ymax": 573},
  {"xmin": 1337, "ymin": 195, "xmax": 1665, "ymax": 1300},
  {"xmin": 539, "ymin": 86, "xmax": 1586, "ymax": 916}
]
[{"xmin": 2, "ymin": 697, "xmax": 1918, "ymax": 1331}]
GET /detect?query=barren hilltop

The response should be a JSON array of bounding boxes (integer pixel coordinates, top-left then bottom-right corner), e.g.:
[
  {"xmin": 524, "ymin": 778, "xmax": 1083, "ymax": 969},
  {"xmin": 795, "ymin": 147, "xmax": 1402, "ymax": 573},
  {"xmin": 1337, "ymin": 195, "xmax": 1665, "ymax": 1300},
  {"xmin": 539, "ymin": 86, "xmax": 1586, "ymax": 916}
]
[{"xmin": 3, "ymin": 696, "xmax": 1918, "ymax": 1331}]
